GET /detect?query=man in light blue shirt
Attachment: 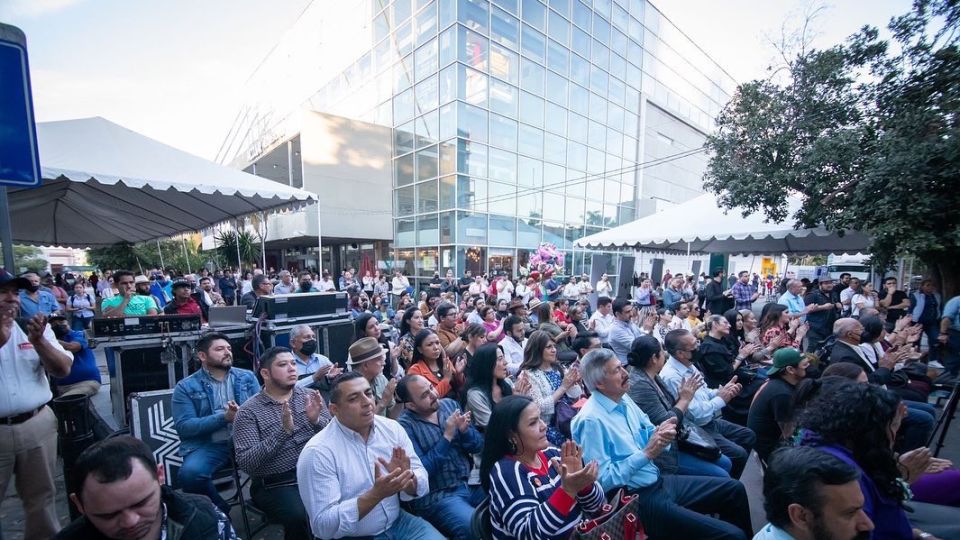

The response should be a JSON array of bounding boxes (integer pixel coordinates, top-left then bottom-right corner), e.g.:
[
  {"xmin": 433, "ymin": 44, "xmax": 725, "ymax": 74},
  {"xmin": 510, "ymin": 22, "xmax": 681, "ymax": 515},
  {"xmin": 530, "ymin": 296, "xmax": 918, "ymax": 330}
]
[
  {"xmin": 607, "ymin": 298, "xmax": 645, "ymax": 364},
  {"xmin": 572, "ymin": 348, "xmax": 753, "ymax": 540},
  {"xmin": 778, "ymin": 280, "xmax": 809, "ymax": 320},
  {"xmin": 939, "ymin": 294, "xmax": 960, "ymax": 375},
  {"xmin": 659, "ymin": 329, "xmax": 757, "ymax": 479},
  {"xmin": 19, "ymin": 272, "xmax": 60, "ymax": 318},
  {"xmin": 289, "ymin": 324, "xmax": 342, "ymax": 402},
  {"xmin": 754, "ymin": 446, "xmax": 873, "ymax": 540}
]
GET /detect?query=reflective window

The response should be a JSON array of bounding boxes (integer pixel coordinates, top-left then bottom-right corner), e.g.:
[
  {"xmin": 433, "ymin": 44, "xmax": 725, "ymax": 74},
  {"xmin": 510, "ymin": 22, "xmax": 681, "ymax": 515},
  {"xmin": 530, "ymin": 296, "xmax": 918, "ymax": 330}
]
[
  {"xmin": 417, "ymin": 179, "xmax": 439, "ymax": 213},
  {"xmin": 458, "ymin": 102, "xmax": 488, "ymax": 143},
  {"xmin": 457, "ymin": 139, "xmax": 488, "ymax": 177},
  {"xmin": 439, "ymin": 25, "xmax": 457, "ymax": 67},
  {"xmin": 588, "ymin": 120, "xmax": 606, "ymax": 149},
  {"xmin": 517, "ymin": 192, "xmax": 543, "ymax": 224},
  {"xmin": 544, "ymin": 102, "xmax": 567, "ymax": 135},
  {"xmin": 593, "ymin": 14, "xmax": 610, "ymax": 43},
  {"xmin": 606, "ymin": 128, "xmax": 623, "ymax": 156},
  {"xmin": 439, "ymin": 0, "xmax": 455, "ymax": 28},
  {"xmin": 571, "ymin": 26, "xmax": 590, "ymax": 59},
  {"xmin": 440, "ymin": 212, "xmax": 454, "ymax": 243},
  {"xmin": 520, "ymin": 24, "xmax": 546, "ymax": 63},
  {"xmin": 543, "ymin": 132, "xmax": 566, "ymax": 162},
  {"xmin": 397, "ymin": 185, "xmax": 415, "ymax": 215},
  {"xmin": 396, "ymin": 153, "xmax": 415, "ymax": 186},
  {"xmin": 416, "ymin": 74, "xmax": 439, "ymax": 111},
  {"xmin": 394, "ymin": 54, "xmax": 414, "ymax": 92},
  {"xmin": 439, "ymin": 174, "xmax": 457, "ymax": 209},
  {"xmin": 608, "ymin": 53, "xmax": 626, "ymax": 84},
  {"xmin": 393, "ymin": 0, "xmax": 413, "ymax": 24},
  {"xmin": 589, "ymin": 92, "xmax": 607, "ymax": 121},
  {"xmin": 439, "ymin": 102, "xmax": 457, "ymax": 140},
  {"xmin": 544, "ymin": 162, "xmax": 565, "ymax": 192},
  {"xmin": 520, "ymin": 58, "xmax": 545, "ymax": 95},
  {"xmin": 418, "ymin": 214, "xmax": 439, "ymax": 244},
  {"xmin": 607, "ymin": 103, "xmax": 625, "ymax": 132},
  {"xmin": 416, "ymin": 108, "xmax": 440, "ymax": 147},
  {"xmin": 610, "ymin": 29, "xmax": 628, "ymax": 56},
  {"xmin": 490, "ymin": 42, "xmax": 520, "ymax": 84},
  {"xmin": 417, "ymin": 146, "xmax": 439, "ymax": 182},
  {"xmin": 591, "ymin": 39, "xmax": 609, "ymax": 70},
  {"xmin": 439, "ymin": 63, "xmax": 456, "ymax": 104},
  {"xmin": 546, "ymin": 70, "xmax": 567, "ymax": 105},
  {"xmin": 612, "ymin": 3, "xmax": 629, "ymax": 30},
  {"xmin": 460, "ymin": 65, "xmax": 488, "ymax": 107},
  {"xmin": 416, "ymin": 2, "xmax": 438, "ymax": 46},
  {"xmin": 493, "ymin": 0, "xmax": 519, "ymax": 16},
  {"xmin": 567, "ymin": 111, "xmax": 588, "ymax": 141},
  {"xmin": 567, "ymin": 140, "xmax": 587, "ymax": 170},
  {"xmin": 568, "ymin": 83, "xmax": 589, "ymax": 115},
  {"xmin": 491, "ymin": 6, "xmax": 520, "ymax": 50},
  {"xmin": 517, "ymin": 212, "xmax": 542, "ymax": 246},
  {"xmin": 489, "ymin": 79, "xmax": 518, "ymax": 116},
  {"xmin": 488, "ymin": 149, "xmax": 517, "ymax": 184},
  {"xmin": 565, "ymin": 197, "xmax": 585, "ymax": 223},
  {"xmin": 570, "ymin": 53, "xmax": 590, "ymax": 88},
  {"xmin": 396, "ymin": 218, "xmax": 416, "ymax": 246},
  {"xmin": 440, "ymin": 140, "xmax": 457, "ymax": 175},
  {"xmin": 489, "ymin": 215, "xmax": 517, "ymax": 245},
  {"xmin": 517, "ymin": 155, "xmax": 543, "ymax": 187},
  {"xmin": 415, "ymin": 39, "xmax": 439, "ymax": 81},
  {"xmin": 459, "ymin": 0, "xmax": 489, "ymax": 33},
  {"xmin": 622, "ymin": 134, "xmax": 637, "ymax": 162},
  {"xmin": 547, "ymin": 10, "xmax": 569, "ymax": 45},
  {"xmin": 395, "ymin": 123, "xmax": 416, "ymax": 155},
  {"xmin": 587, "ymin": 147, "xmax": 605, "ymax": 174},
  {"xmin": 521, "ymin": 0, "xmax": 546, "ymax": 31},
  {"xmin": 546, "ymin": 39, "xmax": 568, "ymax": 75},
  {"xmin": 550, "ymin": 0, "xmax": 570, "ymax": 16},
  {"xmin": 566, "ymin": 167, "xmax": 586, "ymax": 197},
  {"xmin": 517, "ymin": 123, "xmax": 544, "ymax": 158},
  {"xmin": 458, "ymin": 212, "xmax": 488, "ymax": 242},
  {"xmin": 594, "ymin": 0, "xmax": 612, "ymax": 20},
  {"xmin": 590, "ymin": 65, "xmax": 608, "ymax": 96},
  {"xmin": 397, "ymin": 20, "xmax": 415, "ymax": 56},
  {"xmin": 608, "ymin": 72, "xmax": 626, "ymax": 106},
  {"xmin": 572, "ymin": 0, "xmax": 591, "ymax": 30},
  {"xmin": 374, "ymin": 11, "xmax": 391, "ymax": 43},
  {"xmin": 459, "ymin": 178, "xmax": 488, "ymax": 212},
  {"xmin": 519, "ymin": 91, "xmax": 544, "ymax": 127},
  {"xmin": 543, "ymin": 193, "xmax": 564, "ymax": 221},
  {"xmin": 488, "ymin": 181, "xmax": 517, "ymax": 215},
  {"xmin": 459, "ymin": 28, "xmax": 488, "ymax": 71},
  {"xmin": 489, "ymin": 113, "xmax": 518, "ymax": 149}
]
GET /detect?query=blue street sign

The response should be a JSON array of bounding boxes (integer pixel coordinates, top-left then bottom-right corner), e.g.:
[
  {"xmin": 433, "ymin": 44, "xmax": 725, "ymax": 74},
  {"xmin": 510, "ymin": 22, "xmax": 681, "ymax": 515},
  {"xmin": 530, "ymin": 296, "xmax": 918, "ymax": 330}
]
[{"xmin": 0, "ymin": 24, "xmax": 41, "ymax": 187}]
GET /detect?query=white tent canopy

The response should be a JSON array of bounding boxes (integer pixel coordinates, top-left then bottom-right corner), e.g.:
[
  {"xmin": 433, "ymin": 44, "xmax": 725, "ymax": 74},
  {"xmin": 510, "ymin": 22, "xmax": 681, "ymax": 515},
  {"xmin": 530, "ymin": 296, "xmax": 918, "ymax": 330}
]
[
  {"xmin": 575, "ymin": 193, "xmax": 870, "ymax": 255},
  {"xmin": 6, "ymin": 117, "xmax": 314, "ymax": 248}
]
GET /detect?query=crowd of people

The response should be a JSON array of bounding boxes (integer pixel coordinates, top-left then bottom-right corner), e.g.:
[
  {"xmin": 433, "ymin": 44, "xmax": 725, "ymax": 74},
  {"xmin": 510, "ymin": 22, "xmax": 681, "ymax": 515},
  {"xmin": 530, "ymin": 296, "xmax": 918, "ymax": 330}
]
[{"xmin": 1, "ymin": 262, "xmax": 959, "ymax": 539}]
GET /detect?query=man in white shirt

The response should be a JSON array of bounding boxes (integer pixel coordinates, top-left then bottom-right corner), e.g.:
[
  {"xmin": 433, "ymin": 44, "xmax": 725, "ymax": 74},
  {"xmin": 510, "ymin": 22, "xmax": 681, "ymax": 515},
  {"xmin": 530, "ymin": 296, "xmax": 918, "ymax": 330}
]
[
  {"xmin": 499, "ymin": 315, "xmax": 527, "ymax": 375},
  {"xmin": 391, "ymin": 270, "xmax": 410, "ymax": 307},
  {"xmin": 596, "ymin": 273, "xmax": 613, "ymax": 298},
  {"xmin": 297, "ymin": 372, "xmax": 443, "ymax": 539},
  {"xmin": 588, "ymin": 296, "xmax": 616, "ymax": 342},
  {"xmin": 0, "ymin": 270, "xmax": 74, "ymax": 539},
  {"xmin": 563, "ymin": 276, "xmax": 580, "ymax": 300},
  {"xmin": 578, "ymin": 273, "xmax": 594, "ymax": 300}
]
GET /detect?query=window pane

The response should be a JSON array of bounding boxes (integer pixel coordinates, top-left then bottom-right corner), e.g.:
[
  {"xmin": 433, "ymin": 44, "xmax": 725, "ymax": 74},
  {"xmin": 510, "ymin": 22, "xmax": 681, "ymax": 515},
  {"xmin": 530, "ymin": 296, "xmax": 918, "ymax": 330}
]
[
  {"xmin": 457, "ymin": 212, "xmax": 488, "ymax": 244},
  {"xmin": 568, "ymin": 83, "xmax": 588, "ymax": 115},
  {"xmin": 415, "ymin": 39, "xmax": 438, "ymax": 81},
  {"xmin": 518, "ymin": 156, "xmax": 543, "ymax": 187},
  {"xmin": 543, "ymin": 193, "xmax": 564, "ymax": 221},
  {"xmin": 589, "ymin": 92, "xmax": 607, "ymax": 121},
  {"xmin": 565, "ymin": 197, "xmax": 585, "ymax": 223},
  {"xmin": 439, "ymin": 102, "xmax": 457, "ymax": 140},
  {"xmin": 396, "ymin": 20, "xmax": 414, "ymax": 56},
  {"xmin": 397, "ymin": 185, "xmax": 415, "ymax": 215},
  {"xmin": 520, "ymin": 58, "xmax": 545, "ymax": 95},
  {"xmin": 416, "ymin": 1, "xmax": 438, "ymax": 46},
  {"xmin": 517, "ymin": 123, "xmax": 543, "ymax": 158},
  {"xmin": 550, "ymin": 0, "xmax": 570, "ymax": 16},
  {"xmin": 418, "ymin": 214, "xmax": 439, "ymax": 244},
  {"xmin": 544, "ymin": 132, "xmax": 566, "ymax": 162},
  {"xmin": 395, "ymin": 123, "xmax": 415, "ymax": 155},
  {"xmin": 459, "ymin": 0, "xmax": 489, "ymax": 33},
  {"xmin": 567, "ymin": 140, "xmax": 587, "ymax": 170},
  {"xmin": 521, "ymin": 0, "xmax": 546, "ymax": 31},
  {"xmin": 393, "ymin": 0, "xmax": 413, "ymax": 24},
  {"xmin": 440, "ymin": 211, "xmax": 455, "ymax": 243},
  {"xmin": 416, "ymin": 145, "xmax": 439, "ymax": 181},
  {"xmin": 489, "ymin": 79, "xmax": 518, "ymax": 116},
  {"xmin": 396, "ymin": 218, "xmax": 416, "ymax": 246},
  {"xmin": 590, "ymin": 65, "xmax": 608, "ymax": 96},
  {"xmin": 517, "ymin": 213, "xmax": 541, "ymax": 246},
  {"xmin": 572, "ymin": 26, "xmax": 590, "ymax": 59},
  {"xmin": 572, "ymin": 0, "xmax": 591, "ymax": 29},
  {"xmin": 567, "ymin": 111, "xmax": 588, "ymax": 141},
  {"xmin": 490, "ymin": 42, "xmax": 519, "ymax": 84},
  {"xmin": 439, "ymin": 24, "xmax": 457, "ymax": 67},
  {"xmin": 489, "ymin": 113, "xmax": 518, "ymax": 149},
  {"xmin": 493, "ymin": 0, "xmax": 518, "ymax": 16},
  {"xmin": 569, "ymin": 52, "xmax": 589, "ymax": 88},
  {"xmin": 519, "ymin": 91, "xmax": 544, "ymax": 126},
  {"xmin": 457, "ymin": 102, "xmax": 488, "ymax": 143},
  {"xmin": 459, "ymin": 27, "xmax": 488, "ymax": 71},
  {"xmin": 489, "ymin": 181, "xmax": 517, "ymax": 215},
  {"xmin": 394, "ymin": 87, "xmax": 415, "ymax": 123},
  {"xmin": 417, "ymin": 179, "xmax": 439, "ymax": 213},
  {"xmin": 544, "ymin": 102, "xmax": 567, "ymax": 136},
  {"xmin": 545, "ymin": 70, "xmax": 567, "ymax": 105},
  {"xmin": 547, "ymin": 39, "xmax": 569, "ymax": 75},
  {"xmin": 591, "ymin": 39, "xmax": 609, "ymax": 69},
  {"xmin": 588, "ymin": 120, "xmax": 606, "ymax": 149},
  {"xmin": 439, "ymin": 63, "xmax": 456, "ymax": 104},
  {"xmin": 491, "ymin": 6, "xmax": 520, "ymax": 49},
  {"xmin": 457, "ymin": 139, "xmax": 488, "ymax": 176},
  {"xmin": 547, "ymin": 10, "xmax": 569, "ymax": 44},
  {"xmin": 488, "ymin": 149, "xmax": 517, "ymax": 183},
  {"xmin": 396, "ymin": 153, "xmax": 415, "ymax": 186},
  {"xmin": 416, "ymin": 109, "xmax": 440, "ymax": 147},
  {"xmin": 460, "ymin": 65, "xmax": 488, "ymax": 107},
  {"xmin": 520, "ymin": 24, "xmax": 546, "ymax": 63},
  {"xmin": 416, "ymin": 74, "xmax": 439, "ymax": 111},
  {"xmin": 439, "ymin": 175, "xmax": 457, "ymax": 209},
  {"xmin": 489, "ymin": 214, "xmax": 517, "ymax": 245}
]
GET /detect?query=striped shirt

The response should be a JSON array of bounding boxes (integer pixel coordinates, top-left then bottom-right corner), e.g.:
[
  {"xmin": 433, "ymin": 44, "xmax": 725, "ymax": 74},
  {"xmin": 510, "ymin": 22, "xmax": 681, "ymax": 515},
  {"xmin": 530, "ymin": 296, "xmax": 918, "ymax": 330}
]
[
  {"xmin": 233, "ymin": 386, "xmax": 331, "ymax": 477},
  {"xmin": 488, "ymin": 447, "xmax": 605, "ymax": 540}
]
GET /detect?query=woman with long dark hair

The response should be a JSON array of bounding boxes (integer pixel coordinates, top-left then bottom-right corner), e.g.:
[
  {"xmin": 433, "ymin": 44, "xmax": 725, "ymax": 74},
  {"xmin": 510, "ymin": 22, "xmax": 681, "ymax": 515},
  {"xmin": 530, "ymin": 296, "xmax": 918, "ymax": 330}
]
[
  {"xmin": 464, "ymin": 343, "xmax": 514, "ymax": 430},
  {"xmin": 397, "ymin": 307, "xmax": 424, "ymax": 368},
  {"xmin": 759, "ymin": 303, "xmax": 806, "ymax": 351},
  {"xmin": 797, "ymin": 382, "xmax": 955, "ymax": 538},
  {"xmin": 461, "ymin": 323, "xmax": 488, "ymax": 363},
  {"xmin": 479, "ymin": 395, "xmax": 603, "ymax": 540},
  {"xmin": 515, "ymin": 330, "xmax": 582, "ymax": 446},
  {"xmin": 354, "ymin": 313, "xmax": 401, "ymax": 378},
  {"xmin": 407, "ymin": 329, "xmax": 465, "ymax": 399}
]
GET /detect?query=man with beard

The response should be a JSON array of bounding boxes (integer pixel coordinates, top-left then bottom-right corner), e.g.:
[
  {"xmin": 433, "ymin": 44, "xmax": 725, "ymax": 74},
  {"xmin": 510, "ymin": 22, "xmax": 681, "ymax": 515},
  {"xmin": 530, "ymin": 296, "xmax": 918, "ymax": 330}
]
[
  {"xmin": 55, "ymin": 436, "xmax": 237, "ymax": 540},
  {"xmin": 133, "ymin": 275, "xmax": 165, "ymax": 310},
  {"xmin": 198, "ymin": 276, "xmax": 225, "ymax": 308},
  {"xmin": 171, "ymin": 332, "xmax": 259, "ymax": 515},
  {"xmin": 747, "ymin": 348, "xmax": 810, "ymax": 464},
  {"xmin": 499, "ymin": 315, "xmax": 527, "ymax": 375},
  {"xmin": 49, "ymin": 315, "xmax": 102, "ymax": 398},
  {"xmin": 102, "ymin": 271, "xmax": 159, "ymax": 317},
  {"xmin": 0, "ymin": 270, "xmax": 73, "ymax": 539},
  {"xmin": 234, "ymin": 346, "xmax": 331, "ymax": 540},
  {"xmin": 296, "ymin": 372, "xmax": 442, "ymax": 540},
  {"xmin": 296, "ymin": 271, "xmax": 318, "ymax": 293},
  {"xmin": 397, "ymin": 375, "xmax": 484, "ymax": 540},
  {"xmin": 754, "ymin": 446, "xmax": 873, "ymax": 540}
]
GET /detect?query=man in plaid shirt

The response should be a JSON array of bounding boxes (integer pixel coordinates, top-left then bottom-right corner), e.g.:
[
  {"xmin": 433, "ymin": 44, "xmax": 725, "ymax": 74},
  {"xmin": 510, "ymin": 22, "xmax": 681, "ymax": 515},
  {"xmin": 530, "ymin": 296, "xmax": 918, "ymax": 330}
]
[{"xmin": 731, "ymin": 271, "xmax": 759, "ymax": 311}]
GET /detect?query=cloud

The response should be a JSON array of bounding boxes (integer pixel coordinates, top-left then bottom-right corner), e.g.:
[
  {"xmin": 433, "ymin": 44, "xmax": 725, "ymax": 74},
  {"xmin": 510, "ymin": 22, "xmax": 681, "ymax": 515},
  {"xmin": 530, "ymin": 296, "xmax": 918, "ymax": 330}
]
[{"xmin": 0, "ymin": 0, "xmax": 84, "ymax": 19}]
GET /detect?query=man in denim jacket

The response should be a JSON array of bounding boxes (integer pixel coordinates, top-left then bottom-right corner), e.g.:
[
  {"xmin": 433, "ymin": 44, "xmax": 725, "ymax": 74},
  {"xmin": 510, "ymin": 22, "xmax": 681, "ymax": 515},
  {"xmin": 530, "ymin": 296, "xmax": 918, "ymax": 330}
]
[{"xmin": 172, "ymin": 331, "xmax": 260, "ymax": 513}]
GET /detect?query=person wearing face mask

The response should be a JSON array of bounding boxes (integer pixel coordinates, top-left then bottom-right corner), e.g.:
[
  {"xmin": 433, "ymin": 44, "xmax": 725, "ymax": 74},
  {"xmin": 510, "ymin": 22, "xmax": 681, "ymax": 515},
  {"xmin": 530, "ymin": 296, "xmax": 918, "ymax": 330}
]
[
  {"xmin": 49, "ymin": 315, "xmax": 101, "ymax": 398},
  {"xmin": 18, "ymin": 272, "xmax": 60, "ymax": 318},
  {"xmin": 289, "ymin": 324, "xmax": 342, "ymax": 402},
  {"xmin": 296, "ymin": 271, "xmax": 318, "ymax": 293}
]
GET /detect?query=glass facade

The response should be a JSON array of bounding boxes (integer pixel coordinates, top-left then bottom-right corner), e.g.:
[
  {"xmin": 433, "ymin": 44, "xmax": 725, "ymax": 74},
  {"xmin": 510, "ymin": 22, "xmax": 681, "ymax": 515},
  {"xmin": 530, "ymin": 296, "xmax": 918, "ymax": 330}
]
[{"xmin": 222, "ymin": 0, "xmax": 736, "ymax": 285}]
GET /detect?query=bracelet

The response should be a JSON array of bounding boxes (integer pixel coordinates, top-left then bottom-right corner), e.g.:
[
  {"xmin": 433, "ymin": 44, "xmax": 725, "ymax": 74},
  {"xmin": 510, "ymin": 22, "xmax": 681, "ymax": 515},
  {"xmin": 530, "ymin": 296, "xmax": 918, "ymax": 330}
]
[{"xmin": 918, "ymin": 532, "xmax": 933, "ymax": 539}]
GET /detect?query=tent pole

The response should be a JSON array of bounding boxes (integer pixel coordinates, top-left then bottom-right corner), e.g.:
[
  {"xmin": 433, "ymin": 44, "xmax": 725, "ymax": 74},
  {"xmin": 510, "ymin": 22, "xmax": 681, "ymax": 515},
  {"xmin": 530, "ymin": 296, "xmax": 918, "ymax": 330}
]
[
  {"xmin": 0, "ymin": 188, "xmax": 14, "ymax": 273},
  {"xmin": 181, "ymin": 236, "xmax": 192, "ymax": 275},
  {"xmin": 156, "ymin": 240, "xmax": 165, "ymax": 270},
  {"xmin": 135, "ymin": 255, "xmax": 143, "ymax": 275},
  {"xmin": 260, "ymin": 212, "xmax": 267, "ymax": 272},
  {"xmin": 316, "ymin": 203, "xmax": 323, "ymax": 273},
  {"xmin": 685, "ymin": 242, "xmax": 691, "ymax": 275},
  {"xmin": 234, "ymin": 222, "xmax": 242, "ymax": 272}
]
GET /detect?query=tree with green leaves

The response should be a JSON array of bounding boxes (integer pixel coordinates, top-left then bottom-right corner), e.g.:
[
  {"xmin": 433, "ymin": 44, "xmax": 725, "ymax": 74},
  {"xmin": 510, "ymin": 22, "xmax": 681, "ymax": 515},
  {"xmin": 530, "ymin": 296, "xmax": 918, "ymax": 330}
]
[{"xmin": 705, "ymin": 0, "xmax": 960, "ymax": 296}]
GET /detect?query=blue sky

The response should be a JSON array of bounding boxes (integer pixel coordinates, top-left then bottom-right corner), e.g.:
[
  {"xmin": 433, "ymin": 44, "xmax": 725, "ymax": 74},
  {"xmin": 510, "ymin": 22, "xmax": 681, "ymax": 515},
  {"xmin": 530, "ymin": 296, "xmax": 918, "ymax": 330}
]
[{"xmin": 2, "ymin": 0, "xmax": 911, "ymax": 160}]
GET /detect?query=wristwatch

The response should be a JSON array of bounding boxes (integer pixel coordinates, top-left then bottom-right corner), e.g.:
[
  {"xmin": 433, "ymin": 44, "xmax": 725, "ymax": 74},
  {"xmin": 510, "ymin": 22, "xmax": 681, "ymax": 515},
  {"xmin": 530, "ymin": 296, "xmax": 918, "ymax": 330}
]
[{"xmin": 918, "ymin": 532, "xmax": 934, "ymax": 539}]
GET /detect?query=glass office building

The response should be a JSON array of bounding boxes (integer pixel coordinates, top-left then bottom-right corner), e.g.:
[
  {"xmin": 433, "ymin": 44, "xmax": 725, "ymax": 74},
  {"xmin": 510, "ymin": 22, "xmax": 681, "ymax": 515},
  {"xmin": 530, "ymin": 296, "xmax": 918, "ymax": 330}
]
[{"xmin": 221, "ymin": 0, "xmax": 736, "ymax": 286}]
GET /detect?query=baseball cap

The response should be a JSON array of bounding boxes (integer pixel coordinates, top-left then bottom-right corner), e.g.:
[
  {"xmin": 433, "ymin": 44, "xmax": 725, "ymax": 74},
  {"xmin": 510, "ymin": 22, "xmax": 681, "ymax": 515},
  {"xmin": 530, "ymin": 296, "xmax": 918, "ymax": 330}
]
[
  {"xmin": 0, "ymin": 270, "xmax": 31, "ymax": 290},
  {"xmin": 766, "ymin": 348, "xmax": 803, "ymax": 376},
  {"xmin": 172, "ymin": 279, "xmax": 192, "ymax": 289}
]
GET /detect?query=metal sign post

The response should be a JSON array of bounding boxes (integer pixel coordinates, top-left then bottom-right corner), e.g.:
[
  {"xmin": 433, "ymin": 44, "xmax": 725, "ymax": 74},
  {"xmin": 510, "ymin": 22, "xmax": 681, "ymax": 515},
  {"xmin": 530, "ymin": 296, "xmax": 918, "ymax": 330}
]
[{"xmin": 0, "ymin": 23, "xmax": 42, "ymax": 271}]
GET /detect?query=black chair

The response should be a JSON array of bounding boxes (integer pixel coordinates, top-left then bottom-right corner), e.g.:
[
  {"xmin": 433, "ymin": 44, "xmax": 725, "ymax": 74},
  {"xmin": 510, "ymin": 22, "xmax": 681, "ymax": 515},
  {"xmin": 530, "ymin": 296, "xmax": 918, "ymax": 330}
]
[
  {"xmin": 219, "ymin": 451, "xmax": 272, "ymax": 539},
  {"xmin": 471, "ymin": 498, "xmax": 494, "ymax": 540}
]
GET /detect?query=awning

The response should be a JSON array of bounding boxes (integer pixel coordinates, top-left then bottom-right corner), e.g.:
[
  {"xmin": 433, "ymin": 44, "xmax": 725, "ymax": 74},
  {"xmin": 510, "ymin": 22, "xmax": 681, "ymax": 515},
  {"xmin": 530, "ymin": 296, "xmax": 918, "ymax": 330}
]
[
  {"xmin": 574, "ymin": 193, "xmax": 870, "ymax": 255},
  {"xmin": 6, "ymin": 117, "xmax": 315, "ymax": 248}
]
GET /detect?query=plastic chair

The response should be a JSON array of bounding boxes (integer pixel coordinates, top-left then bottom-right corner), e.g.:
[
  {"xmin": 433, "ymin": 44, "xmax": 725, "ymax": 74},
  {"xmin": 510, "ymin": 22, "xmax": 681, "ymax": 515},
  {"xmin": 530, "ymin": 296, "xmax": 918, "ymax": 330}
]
[{"xmin": 471, "ymin": 498, "xmax": 494, "ymax": 540}]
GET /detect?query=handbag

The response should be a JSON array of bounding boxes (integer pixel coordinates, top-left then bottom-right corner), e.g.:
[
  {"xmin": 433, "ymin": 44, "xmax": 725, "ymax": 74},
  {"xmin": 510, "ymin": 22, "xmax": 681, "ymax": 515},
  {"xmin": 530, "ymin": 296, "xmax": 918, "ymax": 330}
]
[
  {"xmin": 574, "ymin": 488, "xmax": 646, "ymax": 540},
  {"xmin": 554, "ymin": 397, "xmax": 578, "ymax": 438},
  {"xmin": 677, "ymin": 421, "xmax": 722, "ymax": 462}
]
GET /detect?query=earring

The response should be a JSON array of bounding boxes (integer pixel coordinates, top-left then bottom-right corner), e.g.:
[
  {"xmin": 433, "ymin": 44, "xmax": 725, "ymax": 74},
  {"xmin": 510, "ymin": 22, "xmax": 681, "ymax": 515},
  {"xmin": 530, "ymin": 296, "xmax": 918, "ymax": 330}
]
[{"xmin": 508, "ymin": 439, "xmax": 518, "ymax": 454}]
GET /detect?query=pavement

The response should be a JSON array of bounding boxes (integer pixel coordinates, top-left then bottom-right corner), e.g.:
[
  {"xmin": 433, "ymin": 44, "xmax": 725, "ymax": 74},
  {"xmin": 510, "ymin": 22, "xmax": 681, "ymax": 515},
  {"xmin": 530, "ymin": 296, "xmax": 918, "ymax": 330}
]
[{"xmin": 2, "ymin": 297, "xmax": 957, "ymax": 539}]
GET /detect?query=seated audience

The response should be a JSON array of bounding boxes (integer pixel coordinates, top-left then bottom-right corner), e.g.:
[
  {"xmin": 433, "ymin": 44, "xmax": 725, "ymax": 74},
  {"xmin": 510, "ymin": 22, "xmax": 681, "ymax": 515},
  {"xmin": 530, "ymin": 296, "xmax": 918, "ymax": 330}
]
[
  {"xmin": 296, "ymin": 372, "xmax": 443, "ymax": 539},
  {"xmin": 480, "ymin": 395, "xmax": 605, "ymax": 540},
  {"xmin": 626, "ymin": 335, "xmax": 735, "ymax": 478},
  {"xmin": 49, "ymin": 314, "xmax": 102, "ymax": 397},
  {"xmin": 101, "ymin": 270, "xmax": 158, "ymax": 316},
  {"xmin": 163, "ymin": 279, "xmax": 205, "ymax": 321},
  {"xmin": 608, "ymin": 298, "xmax": 645, "ymax": 363},
  {"xmin": 398, "ymin": 375, "xmax": 485, "ymax": 539},
  {"xmin": 498, "ymin": 315, "xmax": 527, "ymax": 375},
  {"xmin": 515, "ymin": 330, "xmax": 583, "ymax": 446},
  {"xmin": 55, "ymin": 436, "xmax": 236, "ymax": 539},
  {"xmin": 754, "ymin": 446, "xmax": 874, "ymax": 540},
  {"xmin": 698, "ymin": 313, "xmax": 763, "ymax": 425},
  {"xmin": 350, "ymin": 337, "xmax": 402, "ymax": 418},
  {"xmin": 289, "ymin": 323, "xmax": 342, "ymax": 399},
  {"xmin": 234, "ymin": 346, "xmax": 331, "ymax": 540},
  {"xmin": 571, "ymin": 347, "xmax": 753, "ymax": 540},
  {"xmin": 240, "ymin": 274, "xmax": 272, "ymax": 310},
  {"xmin": 660, "ymin": 329, "xmax": 756, "ymax": 479},
  {"xmin": 172, "ymin": 331, "xmax": 260, "ymax": 515},
  {"xmin": 746, "ymin": 348, "xmax": 810, "ymax": 465},
  {"xmin": 407, "ymin": 329, "xmax": 466, "ymax": 399}
]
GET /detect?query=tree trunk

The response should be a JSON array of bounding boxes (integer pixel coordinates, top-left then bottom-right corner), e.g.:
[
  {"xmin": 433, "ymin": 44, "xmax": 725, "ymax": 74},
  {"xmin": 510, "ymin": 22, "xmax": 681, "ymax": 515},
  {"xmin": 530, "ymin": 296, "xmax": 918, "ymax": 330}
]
[{"xmin": 927, "ymin": 258, "xmax": 960, "ymax": 299}]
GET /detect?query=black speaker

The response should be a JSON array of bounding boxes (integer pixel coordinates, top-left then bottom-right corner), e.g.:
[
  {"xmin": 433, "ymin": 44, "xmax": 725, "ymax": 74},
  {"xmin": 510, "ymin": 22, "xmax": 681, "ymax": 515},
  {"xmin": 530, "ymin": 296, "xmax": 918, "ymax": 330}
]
[{"xmin": 324, "ymin": 320, "xmax": 356, "ymax": 368}]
